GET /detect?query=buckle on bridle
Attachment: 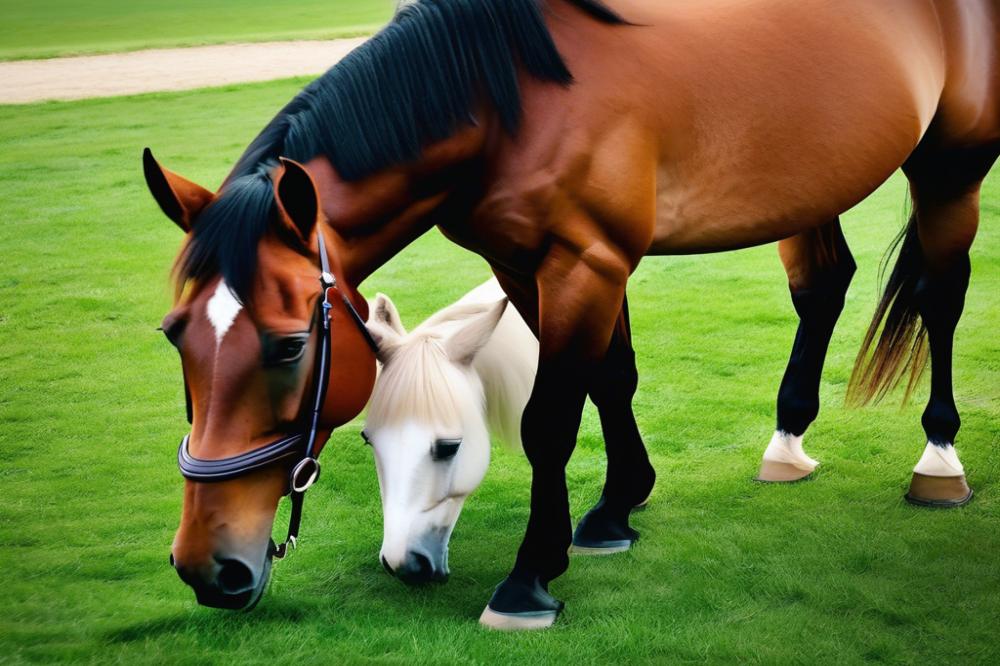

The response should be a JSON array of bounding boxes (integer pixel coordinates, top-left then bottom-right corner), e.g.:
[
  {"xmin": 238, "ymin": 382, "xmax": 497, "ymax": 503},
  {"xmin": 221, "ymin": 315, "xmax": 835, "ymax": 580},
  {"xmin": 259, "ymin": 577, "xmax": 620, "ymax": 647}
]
[
  {"xmin": 272, "ymin": 535, "xmax": 297, "ymax": 560},
  {"xmin": 291, "ymin": 457, "xmax": 321, "ymax": 493}
]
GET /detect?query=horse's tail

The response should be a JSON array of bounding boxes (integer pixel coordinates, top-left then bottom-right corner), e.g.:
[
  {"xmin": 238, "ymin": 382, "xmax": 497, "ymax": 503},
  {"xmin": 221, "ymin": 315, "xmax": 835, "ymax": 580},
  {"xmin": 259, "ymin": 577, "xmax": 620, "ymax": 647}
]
[{"xmin": 847, "ymin": 213, "xmax": 929, "ymax": 406}]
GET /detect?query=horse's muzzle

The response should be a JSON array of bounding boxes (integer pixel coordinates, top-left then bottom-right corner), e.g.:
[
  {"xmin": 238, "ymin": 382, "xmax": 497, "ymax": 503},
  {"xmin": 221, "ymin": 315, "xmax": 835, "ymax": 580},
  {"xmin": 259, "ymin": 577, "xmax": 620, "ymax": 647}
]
[{"xmin": 171, "ymin": 551, "xmax": 271, "ymax": 610}]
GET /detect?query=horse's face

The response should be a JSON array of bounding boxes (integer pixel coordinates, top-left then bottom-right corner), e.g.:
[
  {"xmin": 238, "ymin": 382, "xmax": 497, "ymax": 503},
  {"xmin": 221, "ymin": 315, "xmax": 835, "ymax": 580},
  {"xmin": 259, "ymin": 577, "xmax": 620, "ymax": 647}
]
[
  {"xmin": 145, "ymin": 152, "xmax": 376, "ymax": 609},
  {"xmin": 363, "ymin": 294, "xmax": 507, "ymax": 583},
  {"xmin": 163, "ymin": 260, "xmax": 319, "ymax": 609}
]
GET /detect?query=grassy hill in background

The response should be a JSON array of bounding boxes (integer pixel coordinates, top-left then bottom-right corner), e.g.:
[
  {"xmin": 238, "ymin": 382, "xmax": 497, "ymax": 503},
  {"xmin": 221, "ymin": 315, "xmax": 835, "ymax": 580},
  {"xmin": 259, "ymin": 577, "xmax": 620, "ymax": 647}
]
[{"xmin": 0, "ymin": 0, "xmax": 393, "ymax": 60}]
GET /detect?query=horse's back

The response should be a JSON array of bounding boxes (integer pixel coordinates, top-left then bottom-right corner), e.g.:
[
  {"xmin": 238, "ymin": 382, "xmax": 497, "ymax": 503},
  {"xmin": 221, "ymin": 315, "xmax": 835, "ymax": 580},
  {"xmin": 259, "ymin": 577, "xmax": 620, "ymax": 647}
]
[{"xmin": 506, "ymin": 0, "xmax": 998, "ymax": 259}]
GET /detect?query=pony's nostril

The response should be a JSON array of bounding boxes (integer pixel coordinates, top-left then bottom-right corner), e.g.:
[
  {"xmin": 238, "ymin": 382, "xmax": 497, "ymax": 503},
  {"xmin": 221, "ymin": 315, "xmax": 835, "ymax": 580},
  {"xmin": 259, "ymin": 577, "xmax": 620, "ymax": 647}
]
[
  {"xmin": 216, "ymin": 559, "xmax": 255, "ymax": 595},
  {"xmin": 381, "ymin": 555, "xmax": 394, "ymax": 575},
  {"xmin": 411, "ymin": 552, "xmax": 432, "ymax": 577},
  {"xmin": 395, "ymin": 551, "xmax": 436, "ymax": 584}
]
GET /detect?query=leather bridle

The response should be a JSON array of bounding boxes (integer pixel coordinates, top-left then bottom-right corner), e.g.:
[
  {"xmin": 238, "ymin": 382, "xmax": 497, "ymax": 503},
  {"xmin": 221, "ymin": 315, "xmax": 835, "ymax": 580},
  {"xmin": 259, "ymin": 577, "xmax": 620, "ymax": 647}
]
[{"xmin": 176, "ymin": 229, "xmax": 375, "ymax": 560}]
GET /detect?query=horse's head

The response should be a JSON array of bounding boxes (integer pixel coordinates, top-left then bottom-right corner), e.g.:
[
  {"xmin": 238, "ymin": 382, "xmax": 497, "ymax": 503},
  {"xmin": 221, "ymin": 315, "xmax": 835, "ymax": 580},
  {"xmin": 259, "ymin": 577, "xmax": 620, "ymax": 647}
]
[
  {"xmin": 363, "ymin": 294, "xmax": 508, "ymax": 584},
  {"xmin": 144, "ymin": 150, "xmax": 377, "ymax": 609}
]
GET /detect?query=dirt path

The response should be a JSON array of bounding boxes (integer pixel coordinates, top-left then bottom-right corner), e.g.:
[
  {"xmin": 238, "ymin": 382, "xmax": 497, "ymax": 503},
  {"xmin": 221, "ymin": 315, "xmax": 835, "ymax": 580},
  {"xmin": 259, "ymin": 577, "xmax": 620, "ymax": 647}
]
[{"xmin": 0, "ymin": 38, "xmax": 369, "ymax": 105}]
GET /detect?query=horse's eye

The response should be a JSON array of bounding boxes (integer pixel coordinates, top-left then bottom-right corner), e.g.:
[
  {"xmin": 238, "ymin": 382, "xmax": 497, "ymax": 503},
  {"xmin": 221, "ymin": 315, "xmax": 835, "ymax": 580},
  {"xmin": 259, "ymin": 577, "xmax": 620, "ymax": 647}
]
[
  {"xmin": 264, "ymin": 334, "xmax": 309, "ymax": 366},
  {"xmin": 432, "ymin": 438, "xmax": 461, "ymax": 461},
  {"xmin": 160, "ymin": 321, "xmax": 185, "ymax": 348}
]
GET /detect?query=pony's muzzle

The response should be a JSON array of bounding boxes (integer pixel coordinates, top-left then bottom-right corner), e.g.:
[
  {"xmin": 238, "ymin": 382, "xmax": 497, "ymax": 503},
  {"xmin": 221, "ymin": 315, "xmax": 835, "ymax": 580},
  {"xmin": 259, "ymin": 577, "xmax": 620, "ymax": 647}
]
[{"xmin": 383, "ymin": 550, "xmax": 449, "ymax": 585}]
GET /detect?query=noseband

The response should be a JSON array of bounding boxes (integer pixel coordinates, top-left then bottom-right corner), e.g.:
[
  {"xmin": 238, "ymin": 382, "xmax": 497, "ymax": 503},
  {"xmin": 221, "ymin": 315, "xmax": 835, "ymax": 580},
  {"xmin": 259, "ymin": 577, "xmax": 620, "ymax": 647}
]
[{"xmin": 176, "ymin": 229, "xmax": 375, "ymax": 560}]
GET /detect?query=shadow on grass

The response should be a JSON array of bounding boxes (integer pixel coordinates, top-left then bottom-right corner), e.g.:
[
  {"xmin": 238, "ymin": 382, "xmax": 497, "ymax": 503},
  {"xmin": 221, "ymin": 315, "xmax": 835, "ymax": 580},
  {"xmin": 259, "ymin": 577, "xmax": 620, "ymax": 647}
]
[
  {"xmin": 104, "ymin": 597, "xmax": 311, "ymax": 644},
  {"xmin": 105, "ymin": 616, "xmax": 193, "ymax": 644},
  {"xmin": 104, "ymin": 563, "xmax": 492, "ymax": 647}
]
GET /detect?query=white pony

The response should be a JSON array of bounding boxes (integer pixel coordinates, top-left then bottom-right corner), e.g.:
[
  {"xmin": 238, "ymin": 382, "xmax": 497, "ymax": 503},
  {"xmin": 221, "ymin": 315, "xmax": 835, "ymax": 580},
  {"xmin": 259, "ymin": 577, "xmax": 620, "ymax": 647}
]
[{"xmin": 363, "ymin": 279, "xmax": 538, "ymax": 583}]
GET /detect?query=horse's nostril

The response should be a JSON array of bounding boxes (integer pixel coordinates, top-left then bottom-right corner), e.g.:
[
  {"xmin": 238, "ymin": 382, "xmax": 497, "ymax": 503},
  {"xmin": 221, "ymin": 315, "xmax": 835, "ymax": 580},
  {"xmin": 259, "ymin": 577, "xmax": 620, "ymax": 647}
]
[
  {"xmin": 216, "ymin": 559, "xmax": 255, "ymax": 595},
  {"xmin": 381, "ymin": 555, "xmax": 394, "ymax": 575},
  {"xmin": 173, "ymin": 562, "xmax": 200, "ymax": 588}
]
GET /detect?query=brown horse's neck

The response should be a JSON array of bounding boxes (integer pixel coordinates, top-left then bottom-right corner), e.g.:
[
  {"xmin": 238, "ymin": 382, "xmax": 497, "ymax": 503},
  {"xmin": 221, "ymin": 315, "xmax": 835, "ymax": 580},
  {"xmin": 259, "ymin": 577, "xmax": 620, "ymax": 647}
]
[{"xmin": 305, "ymin": 120, "xmax": 493, "ymax": 287}]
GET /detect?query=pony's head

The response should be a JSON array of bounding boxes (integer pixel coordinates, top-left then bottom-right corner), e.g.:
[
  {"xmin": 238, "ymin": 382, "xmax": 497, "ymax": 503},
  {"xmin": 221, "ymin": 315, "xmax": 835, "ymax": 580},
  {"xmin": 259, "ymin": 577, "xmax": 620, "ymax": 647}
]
[
  {"xmin": 363, "ymin": 293, "xmax": 508, "ymax": 583},
  {"xmin": 144, "ymin": 150, "xmax": 376, "ymax": 609}
]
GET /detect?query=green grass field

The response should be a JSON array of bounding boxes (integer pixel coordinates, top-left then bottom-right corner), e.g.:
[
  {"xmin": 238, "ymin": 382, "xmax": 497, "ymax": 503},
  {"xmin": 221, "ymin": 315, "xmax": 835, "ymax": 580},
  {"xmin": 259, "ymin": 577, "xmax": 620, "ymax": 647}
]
[
  {"xmin": 1, "ymin": 79, "xmax": 998, "ymax": 664},
  {"xmin": 0, "ymin": 0, "xmax": 393, "ymax": 61}
]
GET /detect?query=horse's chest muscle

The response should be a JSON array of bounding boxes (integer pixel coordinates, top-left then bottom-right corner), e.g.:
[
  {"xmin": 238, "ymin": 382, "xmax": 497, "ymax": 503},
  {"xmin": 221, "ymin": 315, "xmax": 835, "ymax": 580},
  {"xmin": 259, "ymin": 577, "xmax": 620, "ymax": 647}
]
[{"xmin": 440, "ymin": 211, "xmax": 547, "ymax": 276}]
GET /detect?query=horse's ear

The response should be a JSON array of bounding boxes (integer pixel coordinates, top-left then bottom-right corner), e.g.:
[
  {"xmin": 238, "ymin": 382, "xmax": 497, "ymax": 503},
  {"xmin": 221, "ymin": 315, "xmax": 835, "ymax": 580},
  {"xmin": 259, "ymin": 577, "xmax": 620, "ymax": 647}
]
[
  {"xmin": 366, "ymin": 320, "xmax": 402, "ymax": 364},
  {"xmin": 444, "ymin": 298, "xmax": 507, "ymax": 365},
  {"xmin": 143, "ymin": 148, "xmax": 214, "ymax": 232},
  {"xmin": 369, "ymin": 293, "xmax": 407, "ymax": 336},
  {"xmin": 273, "ymin": 157, "xmax": 319, "ymax": 243}
]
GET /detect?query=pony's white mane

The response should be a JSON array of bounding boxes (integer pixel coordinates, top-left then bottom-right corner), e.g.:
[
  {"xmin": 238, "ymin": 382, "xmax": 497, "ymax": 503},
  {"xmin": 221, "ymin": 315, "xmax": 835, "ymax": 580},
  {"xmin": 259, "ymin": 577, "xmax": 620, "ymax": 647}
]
[
  {"xmin": 366, "ymin": 331, "xmax": 483, "ymax": 435},
  {"xmin": 457, "ymin": 280, "xmax": 537, "ymax": 449},
  {"xmin": 367, "ymin": 279, "xmax": 537, "ymax": 449}
]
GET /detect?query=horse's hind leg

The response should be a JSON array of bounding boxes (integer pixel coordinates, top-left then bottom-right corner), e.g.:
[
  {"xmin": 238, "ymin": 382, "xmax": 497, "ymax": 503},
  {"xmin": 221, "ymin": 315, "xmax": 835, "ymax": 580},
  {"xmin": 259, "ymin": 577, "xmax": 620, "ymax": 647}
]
[
  {"xmin": 899, "ymin": 175, "xmax": 987, "ymax": 506},
  {"xmin": 851, "ymin": 140, "xmax": 997, "ymax": 506},
  {"xmin": 757, "ymin": 219, "xmax": 856, "ymax": 482},
  {"xmin": 572, "ymin": 296, "xmax": 656, "ymax": 554}
]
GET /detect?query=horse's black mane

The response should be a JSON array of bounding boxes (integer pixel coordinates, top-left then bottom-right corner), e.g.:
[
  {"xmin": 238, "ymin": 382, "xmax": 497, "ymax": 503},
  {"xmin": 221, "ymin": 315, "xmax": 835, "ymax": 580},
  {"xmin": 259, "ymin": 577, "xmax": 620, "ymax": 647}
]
[{"xmin": 176, "ymin": 0, "xmax": 625, "ymax": 302}]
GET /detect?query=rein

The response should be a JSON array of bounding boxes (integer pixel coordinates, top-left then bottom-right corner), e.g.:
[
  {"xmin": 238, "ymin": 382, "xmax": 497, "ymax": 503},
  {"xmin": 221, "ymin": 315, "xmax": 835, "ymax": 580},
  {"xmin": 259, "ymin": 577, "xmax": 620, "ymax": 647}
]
[{"xmin": 176, "ymin": 229, "xmax": 376, "ymax": 560}]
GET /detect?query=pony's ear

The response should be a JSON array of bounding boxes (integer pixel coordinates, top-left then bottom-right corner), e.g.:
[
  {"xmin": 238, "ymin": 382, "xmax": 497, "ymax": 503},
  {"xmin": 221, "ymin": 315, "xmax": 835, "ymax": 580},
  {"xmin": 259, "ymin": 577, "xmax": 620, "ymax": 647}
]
[
  {"xmin": 273, "ymin": 157, "xmax": 319, "ymax": 243},
  {"xmin": 369, "ymin": 293, "xmax": 407, "ymax": 336},
  {"xmin": 366, "ymin": 320, "xmax": 402, "ymax": 364},
  {"xmin": 142, "ymin": 148, "xmax": 214, "ymax": 232},
  {"xmin": 444, "ymin": 298, "xmax": 507, "ymax": 365}
]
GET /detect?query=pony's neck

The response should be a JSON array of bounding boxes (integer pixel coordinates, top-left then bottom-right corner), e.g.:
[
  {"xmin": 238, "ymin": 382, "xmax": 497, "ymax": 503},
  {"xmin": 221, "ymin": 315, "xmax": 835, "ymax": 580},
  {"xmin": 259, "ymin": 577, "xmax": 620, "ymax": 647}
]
[{"xmin": 306, "ymin": 120, "xmax": 492, "ymax": 286}]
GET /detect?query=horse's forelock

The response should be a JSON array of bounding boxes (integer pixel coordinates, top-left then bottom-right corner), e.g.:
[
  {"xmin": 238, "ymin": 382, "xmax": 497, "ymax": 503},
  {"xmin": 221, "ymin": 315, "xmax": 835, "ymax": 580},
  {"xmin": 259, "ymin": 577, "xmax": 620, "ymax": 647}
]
[{"xmin": 173, "ymin": 168, "xmax": 278, "ymax": 305}]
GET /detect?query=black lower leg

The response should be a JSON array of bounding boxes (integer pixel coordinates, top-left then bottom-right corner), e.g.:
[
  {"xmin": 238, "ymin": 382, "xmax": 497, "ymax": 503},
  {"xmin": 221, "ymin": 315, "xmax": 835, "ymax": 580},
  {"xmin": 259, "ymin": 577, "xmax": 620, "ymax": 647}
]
[
  {"xmin": 488, "ymin": 365, "xmax": 587, "ymax": 615},
  {"xmin": 573, "ymin": 302, "xmax": 655, "ymax": 550},
  {"xmin": 915, "ymin": 256, "xmax": 970, "ymax": 446},
  {"xmin": 776, "ymin": 253, "xmax": 855, "ymax": 436}
]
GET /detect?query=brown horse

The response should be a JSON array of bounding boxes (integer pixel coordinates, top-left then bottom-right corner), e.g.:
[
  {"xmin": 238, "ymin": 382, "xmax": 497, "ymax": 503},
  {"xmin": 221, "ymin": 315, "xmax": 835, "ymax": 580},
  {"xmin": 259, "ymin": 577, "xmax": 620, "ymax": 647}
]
[{"xmin": 145, "ymin": 0, "xmax": 999, "ymax": 628}]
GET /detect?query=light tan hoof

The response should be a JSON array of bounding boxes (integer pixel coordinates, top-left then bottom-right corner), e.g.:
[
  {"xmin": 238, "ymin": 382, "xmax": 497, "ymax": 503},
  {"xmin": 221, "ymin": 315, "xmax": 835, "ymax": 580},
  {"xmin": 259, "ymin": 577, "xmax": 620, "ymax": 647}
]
[
  {"xmin": 479, "ymin": 605, "xmax": 558, "ymax": 630},
  {"xmin": 905, "ymin": 473, "xmax": 973, "ymax": 508},
  {"xmin": 755, "ymin": 459, "xmax": 816, "ymax": 483}
]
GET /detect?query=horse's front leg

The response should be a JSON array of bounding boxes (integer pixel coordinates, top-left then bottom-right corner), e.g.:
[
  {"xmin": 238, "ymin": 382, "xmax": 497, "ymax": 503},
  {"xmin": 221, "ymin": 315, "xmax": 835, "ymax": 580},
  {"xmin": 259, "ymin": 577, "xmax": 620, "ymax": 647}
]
[
  {"xmin": 572, "ymin": 296, "xmax": 656, "ymax": 554},
  {"xmin": 480, "ymin": 245, "xmax": 628, "ymax": 631}
]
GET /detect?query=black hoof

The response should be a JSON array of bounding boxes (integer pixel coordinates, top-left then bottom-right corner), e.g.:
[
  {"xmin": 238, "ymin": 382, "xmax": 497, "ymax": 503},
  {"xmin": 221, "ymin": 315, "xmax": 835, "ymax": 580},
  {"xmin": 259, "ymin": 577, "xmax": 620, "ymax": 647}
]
[
  {"xmin": 480, "ymin": 576, "xmax": 563, "ymax": 630},
  {"xmin": 571, "ymin": 497, "xmax": 640, "ymax": 555}
]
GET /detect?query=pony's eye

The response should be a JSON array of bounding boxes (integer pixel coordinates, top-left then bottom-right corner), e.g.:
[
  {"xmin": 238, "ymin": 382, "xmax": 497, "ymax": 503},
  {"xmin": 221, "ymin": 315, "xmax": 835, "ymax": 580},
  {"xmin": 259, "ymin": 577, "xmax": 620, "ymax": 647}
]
[
  {"xmin": 432, "ymin": 438, "xmax": 461, "ymax": 461},
  {"xmin": 264, "ymin": 334, "xmax": 309, "ymax": 366}
]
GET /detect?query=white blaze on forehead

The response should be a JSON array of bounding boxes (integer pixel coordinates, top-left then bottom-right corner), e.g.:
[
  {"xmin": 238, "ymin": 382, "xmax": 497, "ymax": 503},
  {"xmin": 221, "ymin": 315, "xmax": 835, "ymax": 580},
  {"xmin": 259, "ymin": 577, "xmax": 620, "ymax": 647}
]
[{"xmin": 206, "ymin": 280, "xmax": 243, "ymax": 345}]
